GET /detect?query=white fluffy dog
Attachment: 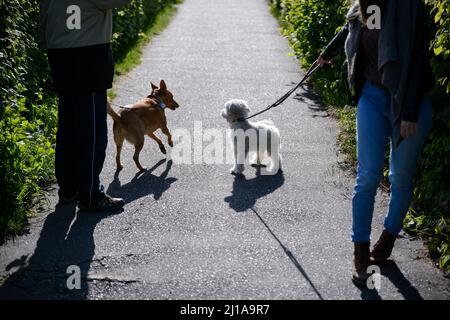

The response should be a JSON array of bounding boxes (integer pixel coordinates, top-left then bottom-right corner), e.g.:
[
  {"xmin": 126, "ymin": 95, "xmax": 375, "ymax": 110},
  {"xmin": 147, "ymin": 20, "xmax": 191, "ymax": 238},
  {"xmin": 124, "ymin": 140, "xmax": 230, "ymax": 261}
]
[{"xmin": 221, "ymin": 99, "xmax": 282, "ymax": 175}]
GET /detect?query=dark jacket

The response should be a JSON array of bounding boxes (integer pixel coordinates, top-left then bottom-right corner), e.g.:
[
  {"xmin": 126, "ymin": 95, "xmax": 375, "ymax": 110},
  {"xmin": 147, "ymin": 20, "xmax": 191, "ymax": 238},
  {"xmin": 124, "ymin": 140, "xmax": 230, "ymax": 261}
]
[
  {"xmin": 47, "ymin": 43, "xmax": 114, "ymax": 94},
  {"xmin": 40, "ymin": 0, "xmax": 131, "ymax": 94},
  {"xmin": 322, "ymin": 0, "xmax": 434, "ymax": 124}
]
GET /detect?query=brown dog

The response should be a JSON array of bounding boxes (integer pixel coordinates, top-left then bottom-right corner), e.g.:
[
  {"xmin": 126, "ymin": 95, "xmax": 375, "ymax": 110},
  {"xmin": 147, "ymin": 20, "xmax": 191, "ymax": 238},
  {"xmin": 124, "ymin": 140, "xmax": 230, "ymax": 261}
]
[{"xmin": 107, "ymin": 80, "xmax": 179, "ymax": 172}]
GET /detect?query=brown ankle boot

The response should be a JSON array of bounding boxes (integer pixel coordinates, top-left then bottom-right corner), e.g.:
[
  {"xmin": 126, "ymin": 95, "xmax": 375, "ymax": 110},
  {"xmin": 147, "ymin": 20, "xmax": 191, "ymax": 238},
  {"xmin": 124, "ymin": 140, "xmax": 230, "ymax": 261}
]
[
  {"xmin": 352, "ymin": 242, "xmax": 370, "ymax": 287},
  {"xmin": 371, "ymin": 229, "xmax": 396, "ymax": 263}
]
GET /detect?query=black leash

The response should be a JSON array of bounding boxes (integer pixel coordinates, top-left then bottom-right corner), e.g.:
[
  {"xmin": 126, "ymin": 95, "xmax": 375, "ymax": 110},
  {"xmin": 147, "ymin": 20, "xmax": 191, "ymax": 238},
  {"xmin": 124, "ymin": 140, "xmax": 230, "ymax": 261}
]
[
  {"xmin": 108, "ymin": 86, "xmax": 148, "ymax": 109},
  {"xmin": 242, "ymin": 61, "xmax": 321, "ymax": 121},
  {"xmin": 110, "ymin": 92, "xmax": 166, "ymax": 110},
  {"xmin": 111, "ymin": 62, "xmax": 320, "ymax": 115}
]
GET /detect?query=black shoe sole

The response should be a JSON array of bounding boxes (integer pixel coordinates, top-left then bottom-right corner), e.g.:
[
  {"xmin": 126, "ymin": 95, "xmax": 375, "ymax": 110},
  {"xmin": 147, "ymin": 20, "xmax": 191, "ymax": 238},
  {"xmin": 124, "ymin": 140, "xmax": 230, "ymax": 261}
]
[{"xmin": 77, "ymin": 205, "xmax": 124, "ymax": 213}]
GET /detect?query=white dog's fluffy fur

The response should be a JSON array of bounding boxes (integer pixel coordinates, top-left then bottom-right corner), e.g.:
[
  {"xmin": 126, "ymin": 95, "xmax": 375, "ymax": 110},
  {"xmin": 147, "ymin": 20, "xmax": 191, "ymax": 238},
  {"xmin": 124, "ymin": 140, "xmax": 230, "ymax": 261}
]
[{"xmin": 221, "ymin": 99, "xmax": 282, "ymax": 175}]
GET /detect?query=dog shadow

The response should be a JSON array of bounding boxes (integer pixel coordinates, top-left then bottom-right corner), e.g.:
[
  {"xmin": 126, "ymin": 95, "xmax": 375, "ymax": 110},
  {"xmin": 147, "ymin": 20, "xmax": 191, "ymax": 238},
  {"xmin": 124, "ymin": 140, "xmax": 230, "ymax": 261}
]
[
  {"xmin": 0, "ymin": 203, "xmax": 122, "ymax": 299},
  {"xmin": 106, "ymin": 159, "xmax": 176, "ymax": 203},
  {"xmin": 224, "ymin": 170, "xmax": 285, "ymax": 212}
]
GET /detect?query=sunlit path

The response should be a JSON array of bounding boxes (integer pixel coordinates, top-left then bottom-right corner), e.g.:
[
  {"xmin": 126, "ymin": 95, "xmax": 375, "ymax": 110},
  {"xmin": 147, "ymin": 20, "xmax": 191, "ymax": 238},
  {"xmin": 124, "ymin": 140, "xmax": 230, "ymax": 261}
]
[{"xmin": 1, "ymin": 0, "xmax": 449, "ymax": 300}]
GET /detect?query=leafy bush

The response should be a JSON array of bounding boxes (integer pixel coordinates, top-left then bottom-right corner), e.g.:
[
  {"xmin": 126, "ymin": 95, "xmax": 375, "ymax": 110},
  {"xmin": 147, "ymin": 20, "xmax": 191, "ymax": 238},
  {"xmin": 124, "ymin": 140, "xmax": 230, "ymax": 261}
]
[
  {"xmin": 404, "ymin": 0, "xmax": 450, "ymax": 271},
  {"xmin": 278, "ymin": 0, "xmax": 351, "ymax": 107},
  {"xmin": 276, "ymin": 0, "xmax": 450, "ymax": 270},
  {"xmin": 0, "ymin": 0, "xmax": 177, "ymax": 241},
  {"xmin": 112, "ymin": 0, "xmax": 179, "ymax": 63},
  {"xmin": 0, "ymin": 0, "xmax": 58, "ymax": 240}
]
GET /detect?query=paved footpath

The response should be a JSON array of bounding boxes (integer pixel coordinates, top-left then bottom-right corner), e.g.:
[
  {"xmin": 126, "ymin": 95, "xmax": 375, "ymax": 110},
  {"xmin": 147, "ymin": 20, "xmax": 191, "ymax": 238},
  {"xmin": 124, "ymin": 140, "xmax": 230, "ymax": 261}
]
[{"xmin": 1, "ymin": 0, "xmax": 449, "ymax": 299}]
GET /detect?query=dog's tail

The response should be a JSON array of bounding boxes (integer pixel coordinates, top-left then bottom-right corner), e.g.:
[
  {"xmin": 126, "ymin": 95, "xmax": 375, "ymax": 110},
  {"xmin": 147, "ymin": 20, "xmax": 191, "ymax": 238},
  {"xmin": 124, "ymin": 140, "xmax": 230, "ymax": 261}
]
[{"xmin": 107, "ymin": 101, "xmax": 121, "ymax": 124}]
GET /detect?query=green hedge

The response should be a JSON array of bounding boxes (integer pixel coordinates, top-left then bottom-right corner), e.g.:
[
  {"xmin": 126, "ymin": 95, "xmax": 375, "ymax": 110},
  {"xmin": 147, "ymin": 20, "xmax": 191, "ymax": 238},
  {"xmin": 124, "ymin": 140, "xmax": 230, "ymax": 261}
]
[
  {"xmin": 0, "ymin": 0, "xmax": 57, "ymax": 240},
  {"xmin": 405, "ymin": 0, "xmax": 450, "ymax": 271},
  {"xmin": 112, "ymin": 0, "xmax": 179, "ymax": 63},
  {"xmin": 0, "ymin": 0, "xmax": 177, "ymax": 241},
  {"xmin": 281, "ymin": 0, "xmax": 350, "ymax": 105},
  {"xmin": 273, "ymin": 0, "xmax": 450, "ymax": 271}
]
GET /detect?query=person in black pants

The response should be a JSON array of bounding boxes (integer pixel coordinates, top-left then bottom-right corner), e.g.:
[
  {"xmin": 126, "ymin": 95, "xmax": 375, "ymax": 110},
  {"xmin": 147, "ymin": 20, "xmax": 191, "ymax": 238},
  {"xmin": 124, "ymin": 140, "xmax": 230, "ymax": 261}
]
[{"xmin": 40, "ymin": 1, "xmax": 131, "ymax": 211}]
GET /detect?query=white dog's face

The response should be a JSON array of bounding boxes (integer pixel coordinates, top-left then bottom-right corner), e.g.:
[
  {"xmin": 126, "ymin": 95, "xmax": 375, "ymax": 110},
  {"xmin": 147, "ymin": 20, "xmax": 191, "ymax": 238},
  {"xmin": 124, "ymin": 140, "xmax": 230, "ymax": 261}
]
[{"xmin": 221, "ymin": 99, "xmax": 251, "ymax": 123}]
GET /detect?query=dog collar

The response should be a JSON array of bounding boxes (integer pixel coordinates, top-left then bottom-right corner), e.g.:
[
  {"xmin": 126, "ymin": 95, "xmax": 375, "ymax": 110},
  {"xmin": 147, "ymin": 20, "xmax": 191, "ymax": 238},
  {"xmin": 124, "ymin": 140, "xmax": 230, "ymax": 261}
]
[{"xmin": 148, "ymin": 94, "xmax": 166, "ymax": 110}]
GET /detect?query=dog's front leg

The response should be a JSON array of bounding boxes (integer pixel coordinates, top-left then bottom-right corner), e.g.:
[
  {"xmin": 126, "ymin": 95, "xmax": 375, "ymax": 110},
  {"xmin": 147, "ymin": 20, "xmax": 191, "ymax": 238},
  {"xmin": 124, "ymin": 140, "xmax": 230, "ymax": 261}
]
[
  {"xmin": 162, "ymin": 125, "xmax": 173, "ymax": 147},
  {"xmin": 148, "ymin": 132, "xmax": 167, "ymax": 155},
  {"xmin": 250, "ymin": 150, "xmax": 266, "ymax": 168},
  {"xmin": 230, "ymin": 137, "xmax": 245, "ymax": 175}
]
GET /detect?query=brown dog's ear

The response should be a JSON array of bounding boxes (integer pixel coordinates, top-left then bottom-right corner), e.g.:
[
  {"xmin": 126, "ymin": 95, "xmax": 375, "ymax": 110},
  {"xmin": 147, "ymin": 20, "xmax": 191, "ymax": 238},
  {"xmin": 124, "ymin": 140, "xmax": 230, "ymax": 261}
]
[
  {"xmin": 151, "ymin": 82, "xmax": 158, "ymax": 90},
  {"xmin": 159, "ymin": 80, "xmax": 167, "ymax": 91}
]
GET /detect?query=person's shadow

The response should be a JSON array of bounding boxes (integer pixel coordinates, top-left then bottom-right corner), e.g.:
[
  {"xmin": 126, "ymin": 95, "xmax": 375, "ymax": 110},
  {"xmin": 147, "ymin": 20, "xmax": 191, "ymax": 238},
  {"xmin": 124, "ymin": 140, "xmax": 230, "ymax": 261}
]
[
  {"xmin": 0, "ymin": 203, "xmax": 122, "ymax": 299},
  {"xmin": 381, "ymin": 260, "xmax": 423, "ymax": 300},
  {"xmin": 224, "ymin": 169, "xmax": 285, "ymax": 212},
  {"xmin": 356, "ymin": 260, "xmax": 423, "ymax": 300},
  {"xmin": 0, "ymin": 159, "xmax": 175, "ymax": 299},
  {"xmin": 106, "ymin": 159, "xmax": 176, "ymax": 203}
]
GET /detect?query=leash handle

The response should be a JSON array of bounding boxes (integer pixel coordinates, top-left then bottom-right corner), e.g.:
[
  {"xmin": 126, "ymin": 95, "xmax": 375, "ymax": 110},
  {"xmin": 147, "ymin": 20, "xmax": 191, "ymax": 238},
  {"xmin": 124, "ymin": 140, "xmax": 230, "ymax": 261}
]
[{"xmin": 243, "ymin": 60, "xmax": 321, "ymax": 121}]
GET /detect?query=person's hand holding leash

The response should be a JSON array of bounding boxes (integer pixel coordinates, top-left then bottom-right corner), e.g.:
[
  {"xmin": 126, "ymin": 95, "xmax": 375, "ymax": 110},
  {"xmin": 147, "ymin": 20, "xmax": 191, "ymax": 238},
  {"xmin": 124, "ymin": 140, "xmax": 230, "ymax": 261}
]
[{"xmin": 317, "ymin": 54, "xmax": 333, "ymax": 67}]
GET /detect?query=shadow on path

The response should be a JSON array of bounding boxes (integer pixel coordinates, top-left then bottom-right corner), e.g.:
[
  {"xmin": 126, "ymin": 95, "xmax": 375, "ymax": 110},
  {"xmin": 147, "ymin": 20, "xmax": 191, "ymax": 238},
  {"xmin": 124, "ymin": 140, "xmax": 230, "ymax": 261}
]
[
  {"xmin": 357, "ymin": 285, "xmax": 383, "ymax": 300},
  {"xmin": 0, "ymin": 204, "xmax": 121, "ymax": 299},
  {"xmin": 224, "ymin": 170, "xmax": 285, "ymax": 212},
  {"xmin": 355, "ymin": 260, "xmax": 423, "ymax": 300},
  {"xmin": 107, "ymin": 159, "xmax": 176, "ymax": 203},
  {"xmin": 224, "ymin": 171, "xmax": 323, "ymax": 299},
  {"xmin": 381, "ymin": 260, "xmax": 423, "ymax": 300},
  {"xmin": 0, "ymin": 159, "xmax": 174, "ymax": 299},
  {"xmin": 250, "ymin": 206, "xmax": 324, "ymax": 300}
]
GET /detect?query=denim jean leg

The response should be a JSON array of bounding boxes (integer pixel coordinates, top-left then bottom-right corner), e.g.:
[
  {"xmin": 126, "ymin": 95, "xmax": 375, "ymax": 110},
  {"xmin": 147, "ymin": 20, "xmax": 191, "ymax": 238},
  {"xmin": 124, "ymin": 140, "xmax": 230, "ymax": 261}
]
[
  {"xmin": 352, "ymin": 82, "xmax": 391, "ymax": 243},
  {"xmin": 385, "ymin": 96, "xmax": 433, "ymax": 234}
]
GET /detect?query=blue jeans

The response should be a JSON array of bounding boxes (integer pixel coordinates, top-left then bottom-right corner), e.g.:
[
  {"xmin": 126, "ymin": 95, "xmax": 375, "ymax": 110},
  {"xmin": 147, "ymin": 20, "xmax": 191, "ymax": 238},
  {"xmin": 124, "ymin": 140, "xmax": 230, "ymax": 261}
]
[{"xmin": 352, "ymin": 81, "xmax": 432, "ymax": 243}]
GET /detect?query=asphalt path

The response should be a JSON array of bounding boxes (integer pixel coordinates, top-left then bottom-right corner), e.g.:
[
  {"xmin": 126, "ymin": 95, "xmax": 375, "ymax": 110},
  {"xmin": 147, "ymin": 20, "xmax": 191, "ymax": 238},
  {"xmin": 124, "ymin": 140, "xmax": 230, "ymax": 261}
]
[{"xmin": 1, "ymin": 0, "xmax": 449, "ymax": 300}]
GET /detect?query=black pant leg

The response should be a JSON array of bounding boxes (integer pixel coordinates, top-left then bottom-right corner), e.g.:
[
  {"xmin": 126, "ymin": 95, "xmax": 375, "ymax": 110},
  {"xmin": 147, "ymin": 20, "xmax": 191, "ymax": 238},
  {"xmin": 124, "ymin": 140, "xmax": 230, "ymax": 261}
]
[
  {"xmin": 75, "ymin": 91, "xmax": 108, "ymax": 206},
  {"xmin": 55, "ymin": 94, "xmax": 78, "ymax": 196},
  {"xmin": 93, "ymin": 91, "xmax": 108, "ymax": 192}
]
